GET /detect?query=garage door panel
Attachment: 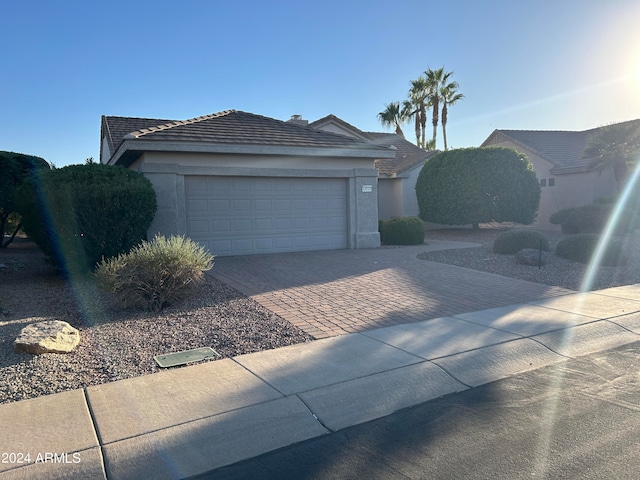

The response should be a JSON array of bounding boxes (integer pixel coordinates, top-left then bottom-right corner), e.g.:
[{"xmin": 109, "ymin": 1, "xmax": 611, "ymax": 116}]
[
  {"xmin": 212, "ymin": 220, "xmax": 231, "ymax": 232},
  {"xmin": 185, "ymin": 176, "xmax": 347, "ymax": 256}
]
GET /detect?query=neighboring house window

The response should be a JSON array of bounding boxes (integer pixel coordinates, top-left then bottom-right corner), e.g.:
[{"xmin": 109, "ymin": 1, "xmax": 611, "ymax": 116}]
[
  {"xmin": 548, "ymin": 178, "xmax": 555, "ymax": 187},
  {"xmin": 540, "ymin": 179, "xmax": 547, "ymax": 187}
]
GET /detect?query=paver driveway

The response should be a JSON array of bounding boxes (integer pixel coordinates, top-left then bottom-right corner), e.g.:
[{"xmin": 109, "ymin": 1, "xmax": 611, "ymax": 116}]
[{"xmin": 210, "ymin": 242, "xmax": 573, "ymax": 338}]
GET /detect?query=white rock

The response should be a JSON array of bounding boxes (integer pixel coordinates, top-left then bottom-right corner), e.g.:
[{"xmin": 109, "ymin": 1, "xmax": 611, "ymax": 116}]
[{"xmin": 14, "ymin": 320, "xmax": 80, "ymax": 354}]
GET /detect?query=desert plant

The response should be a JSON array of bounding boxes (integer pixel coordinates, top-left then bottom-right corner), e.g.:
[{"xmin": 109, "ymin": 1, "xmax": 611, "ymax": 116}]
[
  {"xmin": 416, "ymin": 147, "xmax": 540, "ymax": 228},
  {"xmin": 379, "ymin": 217, "xmax": 425, "ymax": 245},
  {"xmin": 94, "ymin": 235, "xmax": 215, "ymax": 312},
  {"xmin": 555, "ymin": 233, "xmax": 626, "ymax": 266},
  {"xmin": 492, "ymin": 229, "xmax": 550, "ymax": 254},
  {"xmin": 17, "ymin": 163, "xmax": 156, "ymax": 274},
  {"xmin": 549, "ymin": 203, "xmax": 636, "ymax": 234}
]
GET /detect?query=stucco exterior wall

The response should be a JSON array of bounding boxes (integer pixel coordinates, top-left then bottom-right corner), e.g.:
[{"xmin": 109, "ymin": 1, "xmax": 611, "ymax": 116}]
[
  {"xmin": 378, "ymin": 178, "xmax": 403, "ymax": 219},
  {"xmin": 484, "ymin": 140, "xmax": 616, "ymax": 225},
  {"xmin": 129, "ymin": 151, "xmax": 381, "ymax": 250},
  {"xmin": 401, "ymin": 164, "xmax": 423, "ymax": 218}
]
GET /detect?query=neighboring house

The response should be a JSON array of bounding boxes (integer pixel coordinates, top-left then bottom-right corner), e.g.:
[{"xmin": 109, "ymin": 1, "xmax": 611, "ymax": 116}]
[
  {"xmin": 308, "ymin": 115, "xmax": 438, "ymax": 220},
  {"xmin": 100, "ymin": 110, "xmax": 394, "ymax": 256},
  {"xmin": 481, "ymin": 126, "xmax": 619, "ymax": 225}
]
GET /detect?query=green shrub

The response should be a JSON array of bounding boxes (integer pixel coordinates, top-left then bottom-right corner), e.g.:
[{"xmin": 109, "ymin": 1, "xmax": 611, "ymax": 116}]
[
  {"xmin": 416, "ymin": 147, "xmax": 540, "ymax": 228},
  {"xmin": 380, "ymin": 217, "xmax": 425, "ymax": 245},
  {"xmin": 17, "ymin": 163, "xmax": 156, "ymax": 274},
  {"xmin": 0, "ymin": 151, "xmax": 50, "ymax": 247},
  {"xmin": 555, "ymin": 233, "xmax": 626, "ymax": 266},
  {"xmin": 492, "ymin": 229, "xmax": 550, "ymax": 254},
  {"xmin": 550, "ymin": 204, "xmax": 609, "ymax": 234},
  {"xmin": 94, "ymin": 235, "xmax": 215, "ymax": 312}
]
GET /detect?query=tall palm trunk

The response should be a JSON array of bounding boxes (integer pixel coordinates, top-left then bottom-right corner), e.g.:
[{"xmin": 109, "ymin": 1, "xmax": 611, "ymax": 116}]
[{"xmin": 441, "ymin": 103, "xmax": 449, "ymax": 151}]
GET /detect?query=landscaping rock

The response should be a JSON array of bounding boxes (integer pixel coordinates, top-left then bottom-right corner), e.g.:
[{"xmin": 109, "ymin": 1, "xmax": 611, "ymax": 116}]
[
  {"xmin": 515, "ymin": 248, "xmax": 548, "ymax": 266},
  {"xmin": 14, "ymin": 320, "xmax": 80, "ymax": 354}
]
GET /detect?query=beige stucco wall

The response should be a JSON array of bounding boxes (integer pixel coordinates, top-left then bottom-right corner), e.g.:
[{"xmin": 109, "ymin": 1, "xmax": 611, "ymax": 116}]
[
  {"xmin": 485, "ymin": 141, "xmax": 617, "ymax": 225},
  {"xmin": 128, "ymin": 150, "xmax": 381, "ymax": 250},
  {"xmin": 378, "ymin": 178, "xmax": 403, "ymax": 219}
]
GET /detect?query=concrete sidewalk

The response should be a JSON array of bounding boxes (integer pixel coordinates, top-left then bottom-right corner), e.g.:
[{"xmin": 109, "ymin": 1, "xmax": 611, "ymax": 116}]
[{"xmin": 2, "ymin": 287, "xmax": 640, "ymax": 479}]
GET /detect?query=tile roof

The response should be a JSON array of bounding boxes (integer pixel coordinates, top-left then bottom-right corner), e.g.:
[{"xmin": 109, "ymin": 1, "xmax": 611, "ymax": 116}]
[
  {"xmin": 482, "ymin": 119, "xmax": 640, "ymax": 172},
  {"xmin": 363, "ymin": 132, "xmax": 438, "ymax": 176},
  {"xmin": 102, "ymin": 111, "xmax": 384, "ymax": 164},
  {"xmin": 101, "ymin": 115, "xmax": 175, "ymax": 159},
  {"xmin": 308, "ymin": 115, "xmax": 435, "ymax": 176}
]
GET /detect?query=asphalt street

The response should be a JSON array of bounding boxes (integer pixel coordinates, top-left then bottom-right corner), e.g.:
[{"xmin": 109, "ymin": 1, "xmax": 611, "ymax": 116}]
[{"xmin": 195, "ymin": 341, "xmax": 640, "ymax": 480}]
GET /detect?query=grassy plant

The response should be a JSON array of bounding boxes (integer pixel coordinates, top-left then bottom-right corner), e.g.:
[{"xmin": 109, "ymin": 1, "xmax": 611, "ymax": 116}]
[{"xmin": 95, "ymin": 235, "xmax": 214, "ymax": 312}]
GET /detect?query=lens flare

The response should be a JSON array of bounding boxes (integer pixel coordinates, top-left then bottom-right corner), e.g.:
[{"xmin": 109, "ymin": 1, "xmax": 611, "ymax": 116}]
[{"xmin": 580, "ymin": 159, "xmax": 640, "ymax": 293}]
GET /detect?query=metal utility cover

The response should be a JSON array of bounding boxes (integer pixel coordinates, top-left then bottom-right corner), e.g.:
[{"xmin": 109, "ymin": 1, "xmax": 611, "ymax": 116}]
[{"xmin": 154, "ymin": 347, "xmax": 220, "ymax": 368}]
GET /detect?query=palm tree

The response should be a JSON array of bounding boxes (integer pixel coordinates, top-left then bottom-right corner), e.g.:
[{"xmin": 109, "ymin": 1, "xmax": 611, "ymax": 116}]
[
  {"xmin": 408, "ymin": 76, "xmax": 429, "ymax": 149},
  {"xmin": 377, "ymin": 102, "xmax": 407, "ymax": 137},
  {"xmin": 425, "ymin": 67, "xmax": 453, "ymax": 148},
  {"xmin": 582, "ymin": 120, "xmax": 640, "ymax": 193},
  {"xmin": 440, "ymin": 81, "xmax": 464, "ymax": 151}
]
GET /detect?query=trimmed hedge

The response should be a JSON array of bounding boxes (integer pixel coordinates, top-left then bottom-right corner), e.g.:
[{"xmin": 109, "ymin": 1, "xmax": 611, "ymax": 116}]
[
  {"xmin": 95, "ymin": 235, "xmax": 214, "ymax": 312},
  {"xmin": 379, "ymin": 217, "xmax": 425, "ymax": 245},
  {"xmin": 17, "ymin": 163, "xmax": 156, "ymax": 274},
  {"xmin": 492, "ymin": 229, "xmax": 550, "ymax": 254},
  {"xmin": 555, "ymin": 233, "xmax": 626, "ymax": 266},
  {"xmin": 416, "ymin": 147, "xmax": 540, "ymax": 227},
  {"xmin": 550, "ymin": 204, "xmax": 637, "ymax": 234}
]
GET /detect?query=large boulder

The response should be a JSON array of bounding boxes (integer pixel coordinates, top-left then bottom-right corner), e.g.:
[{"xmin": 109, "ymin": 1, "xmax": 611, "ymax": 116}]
[
  {"xmin": 515, "ymin": 248, "xmax": 549, "ymax": 266},
  {"xmin": 14, "ymin": 320, "xmax": 80, "ymax": 354}
]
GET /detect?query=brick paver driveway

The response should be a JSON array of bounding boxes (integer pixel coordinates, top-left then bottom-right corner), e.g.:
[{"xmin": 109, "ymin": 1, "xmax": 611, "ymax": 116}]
[{"xmin": 210, "ymin": 243, "xmax": 573, "ymax": 339}]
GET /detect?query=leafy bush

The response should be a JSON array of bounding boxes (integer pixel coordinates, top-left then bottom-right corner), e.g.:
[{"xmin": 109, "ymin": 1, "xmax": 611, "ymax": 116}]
[
  {"xmin": 492, "ymin": 229, "xmax": 550, "ymax": 254},
  {"xmin": 555, "ymin": 233, "xmax": 626, "ymax": 266},
  {"xmin": 550, "ymin": 204, "xmax": 609, "ymax": 234},
  {"xmin": 416, "ymin": 147, "xmax": 540, "ymax": 228},
  {"xmin": 17, "ymin": 163, "xmax": 156, "ymax": 274},
  {"xmin": 379, "ymin": 217, "xmax": 425, "ymax": 245},
  {"xmin": 95, "ymin": 235, "xmax": 215, "ymax": 312},
  {"xmin": 0, "ymin": 151, "xmax": 50, "ymax": 247}
]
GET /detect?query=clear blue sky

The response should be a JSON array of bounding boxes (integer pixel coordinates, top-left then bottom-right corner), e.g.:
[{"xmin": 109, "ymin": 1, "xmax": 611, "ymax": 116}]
[{"xmin": 1, "ymin": 0, "xmax": 639, "ymax": 167}]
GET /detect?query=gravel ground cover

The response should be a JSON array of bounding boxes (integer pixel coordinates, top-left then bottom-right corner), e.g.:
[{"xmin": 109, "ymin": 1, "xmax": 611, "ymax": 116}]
[
  {"xmin": 0, "ymin": 240, "xmax": 312, "ymax": 405},
  {"xmin": 2, "ymin": 226, "xmax": 640, "ymax": 405},
  {"xmin": 422, "ymin": 226, "xmax": 640, "ymax": 291}
]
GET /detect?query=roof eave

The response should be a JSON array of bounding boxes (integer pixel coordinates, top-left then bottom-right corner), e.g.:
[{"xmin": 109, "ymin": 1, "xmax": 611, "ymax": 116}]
[{"xmin": 110, "ymin": 139, "xmax": 396, "ymax": 166}]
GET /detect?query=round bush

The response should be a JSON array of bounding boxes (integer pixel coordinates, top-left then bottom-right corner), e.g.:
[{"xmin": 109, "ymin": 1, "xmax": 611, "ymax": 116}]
[
  {"xmin": 416, "ymin": 147, "xmax": 540, "ymax": 227},
  {"xmin": 17, "ymin": 163, "xmax": 156, "ymax": 274},
  {"xmin": 380, "ymin": 217, "xmax": 425, "ymax": 245},
  {"xmin": 95, "ymin": 235, "xmax": 215, "ymax": 312},
  {"xmin": 492, "ymin": 230, "xmax": 550, "ymax": 254},
  {"xmin": 555, "ymin": 233, "xmax": 626, "ymax": 266}
]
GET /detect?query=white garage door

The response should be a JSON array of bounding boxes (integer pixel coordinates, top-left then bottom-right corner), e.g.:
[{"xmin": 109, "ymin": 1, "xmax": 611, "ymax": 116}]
[{"xmin": 185, "ymin": 176, "xmax": 348, "ymax": 256}]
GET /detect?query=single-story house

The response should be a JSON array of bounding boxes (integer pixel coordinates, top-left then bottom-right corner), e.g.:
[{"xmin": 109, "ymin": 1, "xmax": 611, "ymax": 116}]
[
  {"xmin": 481, "ymin": 125, "xmax": 623, "ymax": 225},
  {"xmin": 307, "ymin": 114, "xmax": 438, "ymax": 219},
  {"xmin": 100, "ymin": 110, "xmax": 395, "ymax": 256}
]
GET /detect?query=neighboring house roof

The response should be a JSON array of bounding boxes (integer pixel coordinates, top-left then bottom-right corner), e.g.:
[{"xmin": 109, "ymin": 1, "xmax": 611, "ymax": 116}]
[
  {"xmin": 308, "ymin": 114, "xmax": 370, "ymax": 141},
  {"xmin": 363, "ymin": 132, "xmax": 439, "ymax": 176},
  {"xmin": 101, "ymin": 110, "xmax": 394, "ymax": 166},
  {"xmin": 481, "ymin": 119, "xmax": 640, "ymax": 174},
  {"xmin": 309, "ymin": 114, "xmax": 436, "ymax": 176}
]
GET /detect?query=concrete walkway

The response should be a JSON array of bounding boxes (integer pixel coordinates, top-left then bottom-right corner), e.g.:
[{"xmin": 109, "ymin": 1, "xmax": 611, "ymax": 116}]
[{"xmin": 2, "ymin": 286, "xmax": 640, "ymax": 479}]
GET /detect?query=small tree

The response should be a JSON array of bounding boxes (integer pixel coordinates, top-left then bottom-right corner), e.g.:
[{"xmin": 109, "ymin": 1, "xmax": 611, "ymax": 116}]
[
  {"xmin": 17, "ymin": 163, "xmax": 157, "ymax": 274},
  {"xmin": 0, "ymin": 151, "xmax": 50, "ymax": 247},
  {"xmin": 416, "ymin": 147, "xmax": 540, "ymax": 228}
]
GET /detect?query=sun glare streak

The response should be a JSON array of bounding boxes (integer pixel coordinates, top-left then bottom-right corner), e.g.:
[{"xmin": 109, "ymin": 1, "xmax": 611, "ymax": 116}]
[{"xmin": 580, "ymin": 158, "xmax": 640, "ymax": 293}]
